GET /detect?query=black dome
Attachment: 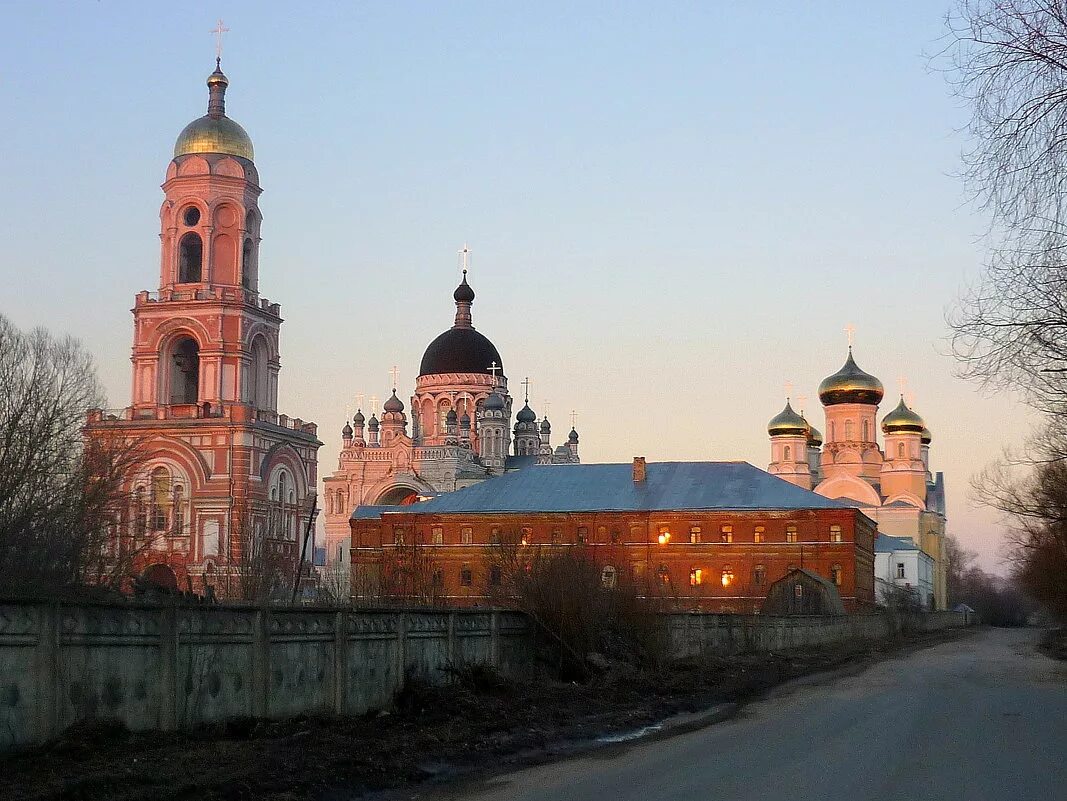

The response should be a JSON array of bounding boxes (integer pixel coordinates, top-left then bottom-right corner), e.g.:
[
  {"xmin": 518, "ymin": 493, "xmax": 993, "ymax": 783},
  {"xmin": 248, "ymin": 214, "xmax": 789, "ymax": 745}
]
[{"xmin": 419, "ymin": 327, "xmax": 504, "ymax": 377}]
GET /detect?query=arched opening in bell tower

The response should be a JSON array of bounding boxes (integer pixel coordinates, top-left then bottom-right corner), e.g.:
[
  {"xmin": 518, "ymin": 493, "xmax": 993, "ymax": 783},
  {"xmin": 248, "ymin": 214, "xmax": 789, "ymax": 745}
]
[
  {"xmin": 169, "ymin": 338, "xmax": 200, "ymax": 405},
  {"xmin": 178, "ymin": 232, "xmax": 203, "ymax": 283},
  {"xmin": 248, "ymin": 335, "xmax": 270, "ymax": 410},
  {"xmin": 242, "ymin": 238, "xmax": 254, "ymax": 289}
]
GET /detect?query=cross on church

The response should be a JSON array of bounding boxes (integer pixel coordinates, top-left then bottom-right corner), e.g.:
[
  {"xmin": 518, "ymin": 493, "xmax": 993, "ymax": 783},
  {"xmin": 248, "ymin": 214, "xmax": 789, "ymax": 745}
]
[
  {"xmin": 521, "ymin": 377, "xmax": 531, "ymax": 403},
  {"xmin": 570, "ymin": 410, "xmax": 578, "ymax": 428},
  {"xmin": 487, "ymin": 361, "xmax": 501, "ymax": 379},
  {"xmin": 459, "ymin": 243, "xmax": 471, "ymax": 275},
  {"xmin": 210, "ymin": 19, "xmax": 230, "ymax": 61},
  {"xmin": 544, "ymin": 401, "xmax": 551, "ymax": 419},
  {"xmin": 898, "ymin": 375, "xmax": 908, "ymax": 398},
  {"xmin": 845, "ymin": 323, "xmax": 856, "ymax": 348},
  {"xmin": 356, "ymin": 393, "xmax": 365, "ymax": 412},
  {"xmin": 369, "ymin": 395, "xmax": 379, "ymax": 415},
  {"xmin": 390, "ymin": 365, "xmax": 400, "ymax": 391},
  {"xmin": 796, "ymin": 394, "xmax": 808, "ymax": 415},
  {"xmin": 784, "ymin": 380, "xmax": 793, "ymax": 401}
]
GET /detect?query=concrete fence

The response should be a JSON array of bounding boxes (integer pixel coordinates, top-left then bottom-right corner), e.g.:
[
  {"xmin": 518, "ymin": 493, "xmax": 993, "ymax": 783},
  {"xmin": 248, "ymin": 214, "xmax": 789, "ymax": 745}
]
[
  {"xmin": 0, "ymin": 600, "xmax": 973, "ymax": 752},
  {"xmin": 665, "ymin": 609, "xmax": 972, "ymax": 659},
  {"xmin": 0, "ymin": 600, "xmax": 531, "ymax": 752}
]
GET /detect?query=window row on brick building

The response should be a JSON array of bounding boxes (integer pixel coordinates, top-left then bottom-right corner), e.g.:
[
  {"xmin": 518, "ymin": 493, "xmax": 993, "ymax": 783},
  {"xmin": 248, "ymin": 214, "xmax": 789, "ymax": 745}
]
[{"xmin": 380, "ymin": 522, "xmax": 848, "ymax": 547}]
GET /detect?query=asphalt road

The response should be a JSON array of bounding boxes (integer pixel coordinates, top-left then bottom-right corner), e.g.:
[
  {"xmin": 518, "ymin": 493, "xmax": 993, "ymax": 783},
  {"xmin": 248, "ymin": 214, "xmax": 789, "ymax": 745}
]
[{"xmin": 426, "ymin": 628, "xmax": 1067, "ymax": 801}]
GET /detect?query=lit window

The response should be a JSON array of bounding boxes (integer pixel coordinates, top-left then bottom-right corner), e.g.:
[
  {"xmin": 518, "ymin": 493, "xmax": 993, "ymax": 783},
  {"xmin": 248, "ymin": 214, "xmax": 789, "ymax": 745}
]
[
  {"xmin": 690, "ymin": 567, "xmax": 704, "ymax": 586},
  {"xmin": 754, "ymin": 526, "xmax": 765, "ymax": 543},
  {"xmin": 721, "ymin": 566, "xmax": 735, "ymax": 587},
  {"xmin": 460, "ymin": 567, "xmax": 473, "ymax": 586},
  {"xmin": 521, "ymin": 526, "xmax": 531, "ymax": 546},
  {"xmin": 754, "ymin": 564, "xmax": 766, "ymax": 585},
  {"xmin": 577, "ymin": 526, "xmax": 588, "ymax": 543},
  {"xmin": 551, "ymin": 527, "xmax": 561, "ymax": 544},
  {"xmin": 830, "ymin": 525, "xmax": 843, "ymax": 543},
  {"xmin": 657, "ymin": 526, "xmax": 671, "ymax": 545},
  {"xmin": 461, "ymin": 527, "xmax": 473, "ymax": 545},
  {"xmin": 786, "ymin": 525, "xmax": 798, "ymax": 543},
  {"xmin": 432, "ymin": 526, "xmax": 443, "ymax": 545},
  {"xmin": 597, "ymin": 525, "xmax": 608, "ymax": 542},
  {"xmin": 393, "ymin": 528, "xmax": 405, "ymax": 546},
  {"xmin": 601, "ymin": 565, "xmax": 617, "ymax": 588},
  {"xmin": 831, "ymin": 564, "xmax": 843, "ymax": 586},
  {"xmin": 657, "ymin": 564, "xmax": 670, "ymax": 584},
  {"xmin": 689, "ymin": 526, "xmax": 701, "ymax": 544},
  {"xmin": 721, "ymin": 525, "xmax": 733, "ymax": 544}
]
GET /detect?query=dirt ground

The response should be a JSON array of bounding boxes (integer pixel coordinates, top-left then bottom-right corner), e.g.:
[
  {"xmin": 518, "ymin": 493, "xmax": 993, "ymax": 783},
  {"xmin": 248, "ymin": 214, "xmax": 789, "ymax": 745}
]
[{"xmin": 2, "ymin": 629, "xmax": 967, "ymax": 801}]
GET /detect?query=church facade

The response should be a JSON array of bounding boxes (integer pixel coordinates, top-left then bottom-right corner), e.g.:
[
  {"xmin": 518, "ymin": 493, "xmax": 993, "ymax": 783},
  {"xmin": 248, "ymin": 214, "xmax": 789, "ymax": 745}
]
[
  {"xmin": 85, "ymin": 62, "xmax": 320, "ymax": 596},
  {"xmin": 321, "ymin": 272, "xmax": 579, "ymax": 567},
  {"xmin": 766, "ymin": 348, "xmax": 947, "ymax": 609}
]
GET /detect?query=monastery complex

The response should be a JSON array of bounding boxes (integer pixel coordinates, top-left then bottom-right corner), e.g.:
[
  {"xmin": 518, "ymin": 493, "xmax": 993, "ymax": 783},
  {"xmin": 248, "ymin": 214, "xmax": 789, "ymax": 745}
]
[{"xmin": 83, "ymin": 61, "xmax": 949, "ymax": 610}]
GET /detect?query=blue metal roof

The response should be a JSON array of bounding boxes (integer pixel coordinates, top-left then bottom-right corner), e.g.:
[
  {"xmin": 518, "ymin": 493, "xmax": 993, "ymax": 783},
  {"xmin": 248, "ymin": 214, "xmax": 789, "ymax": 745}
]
[
  {"xmin": 874, "ymin": 534, "xmax": 919, "ymax": 553},
  {"xmin": 352, "ymin": 505, "xmax": 395, "ymax": 520},
  {"xmin": 356, "ymin": 462, "xmax": 859, "ymax": 516}
]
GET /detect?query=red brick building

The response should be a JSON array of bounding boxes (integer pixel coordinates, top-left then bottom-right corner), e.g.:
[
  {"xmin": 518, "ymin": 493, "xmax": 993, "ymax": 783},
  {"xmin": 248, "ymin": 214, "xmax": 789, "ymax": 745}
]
[{"xmin": 351, "ymin": 459, "xmax": 877, "ymax": 612}]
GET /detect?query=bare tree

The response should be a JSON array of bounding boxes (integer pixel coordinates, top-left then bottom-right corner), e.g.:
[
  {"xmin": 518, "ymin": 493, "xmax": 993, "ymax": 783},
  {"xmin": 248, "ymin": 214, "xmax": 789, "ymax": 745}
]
[
  {"xmin": 940, "ymin": 3, "xmax": 1067, "ymax": 409},
  {"xmin": 0, "ymin": 315, "xmax": 154, "ymax": 596},
  {"xmin": 973, "ymin": 427, "xmax": 1067, "ymax": 620}
]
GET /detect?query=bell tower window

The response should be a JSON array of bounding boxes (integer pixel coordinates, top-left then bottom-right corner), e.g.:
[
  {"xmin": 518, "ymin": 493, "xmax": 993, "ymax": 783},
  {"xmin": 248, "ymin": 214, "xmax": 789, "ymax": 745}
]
[
  {"xmin": 169, "ymin": 337, "xmax": 200, "ymax": 404},
  {"xmin": 178, "ymin": 232, "xmax": 203, "ymax": 283},
  {"xmin": 182, "ymin": 206, "xmax": 201, "ymax": 226}
]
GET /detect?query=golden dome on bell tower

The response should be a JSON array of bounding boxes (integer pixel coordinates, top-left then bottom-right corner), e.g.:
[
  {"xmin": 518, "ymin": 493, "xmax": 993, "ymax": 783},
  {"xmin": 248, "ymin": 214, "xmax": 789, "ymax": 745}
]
[{"xmin": 173, "ymin": 60, "xmax": 255, "ymax": 161}]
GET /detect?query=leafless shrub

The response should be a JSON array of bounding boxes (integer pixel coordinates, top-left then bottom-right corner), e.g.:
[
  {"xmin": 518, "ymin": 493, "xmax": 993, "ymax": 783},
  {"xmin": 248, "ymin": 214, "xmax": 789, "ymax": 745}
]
[
  {"xmin": 0, "ymin": 314, "xmax": 149, "ymax": 597},
  {"xmin": 486, "ymin": 538, "xmax": 666, "ymax": 679}
]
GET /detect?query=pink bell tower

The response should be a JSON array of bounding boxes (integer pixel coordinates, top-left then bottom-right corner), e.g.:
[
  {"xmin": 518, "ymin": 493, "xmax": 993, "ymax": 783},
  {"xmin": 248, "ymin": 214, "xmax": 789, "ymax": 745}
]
[{"xmin": 87, "ymin": 60, "xmax": 320, "ymax": 597}]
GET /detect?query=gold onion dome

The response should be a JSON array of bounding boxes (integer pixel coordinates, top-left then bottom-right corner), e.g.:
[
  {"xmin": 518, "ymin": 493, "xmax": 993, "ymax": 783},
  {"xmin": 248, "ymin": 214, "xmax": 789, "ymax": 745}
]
[
  {"xmin": 881, "ymin": 397, "xmax": 925, "ymax": 434},
  {"xmin": 818, "ymin": 348, "xmax": 884, "ymax": 406},
  {"xmin": 768, "ymin": 401, "xmax": 808, "ymax": 437},
  {"xmin": 921, "ymin": 426, "xmax": 933, "ymax": 445},
  {"xmin": 173, "ymin": 60, "xmax": 255, "ymax": 161}
]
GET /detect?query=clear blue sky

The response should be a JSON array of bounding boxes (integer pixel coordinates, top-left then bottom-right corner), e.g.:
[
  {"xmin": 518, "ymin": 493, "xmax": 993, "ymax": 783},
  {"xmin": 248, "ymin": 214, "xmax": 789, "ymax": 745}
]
[{"xmin": 0, "ymin": 1, "xmax": 1030, "ymax": 571}]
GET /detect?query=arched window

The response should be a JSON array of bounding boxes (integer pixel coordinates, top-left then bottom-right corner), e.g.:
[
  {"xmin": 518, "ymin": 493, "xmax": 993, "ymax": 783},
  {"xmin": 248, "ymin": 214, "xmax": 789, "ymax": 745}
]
[
  {"xmin": 753, "ymin": 564, "xmax": 767, "ymax": 585},
  {"xmin": 783, "ymin": 445, "xmax": 791, "ymax": 461},
  {"xmin": 862, "ymin": 420, "xmax": 870, "ymax": 441},
  {"xmin": 844, "ymin": 420, "xmax": 854, "ymax": 440},
  {"xmin": 829, "ymin": 421, "xmax": 835, "ymax": 440},
  {"xmin": 898, "ymin": 442, "xmax": 905, "ymax": 458},
  {"xmin": 178, "ymin": 232, "xmax": 203, "ymax": 283},
  {"xmin": 149, "ymin": 467, "xmax": 171, "ymax": 532},
  {"xmin": 241, "ymin": 238, "xmax": 254, "ymax": 289},
  {"xmin": 168, "ymin": 338, "xmax": 200, "ymax": 404},
  {"xmin": 248, "ymin": 336, "xmax": 270, "ymax": 410}
]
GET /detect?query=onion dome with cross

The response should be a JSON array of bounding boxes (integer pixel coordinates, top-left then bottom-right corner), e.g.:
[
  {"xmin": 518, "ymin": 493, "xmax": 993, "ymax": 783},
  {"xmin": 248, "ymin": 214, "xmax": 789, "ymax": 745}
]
[{"xmin": 818, "ymin": 348, "xmax": 884, "ymax": 406}]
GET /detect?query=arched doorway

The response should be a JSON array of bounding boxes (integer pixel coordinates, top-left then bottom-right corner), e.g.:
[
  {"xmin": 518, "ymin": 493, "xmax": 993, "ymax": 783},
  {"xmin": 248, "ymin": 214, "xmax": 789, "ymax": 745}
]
[{"xmin": 375, "ymin": 486, "xmax": 420, "ymax": 505}]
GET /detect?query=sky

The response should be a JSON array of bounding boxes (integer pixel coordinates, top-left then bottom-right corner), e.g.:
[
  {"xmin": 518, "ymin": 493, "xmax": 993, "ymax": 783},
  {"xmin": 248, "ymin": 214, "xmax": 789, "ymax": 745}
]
[{"xmin": 0, "ymin": 1, "xmax": 1033, "ymax": 571}]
